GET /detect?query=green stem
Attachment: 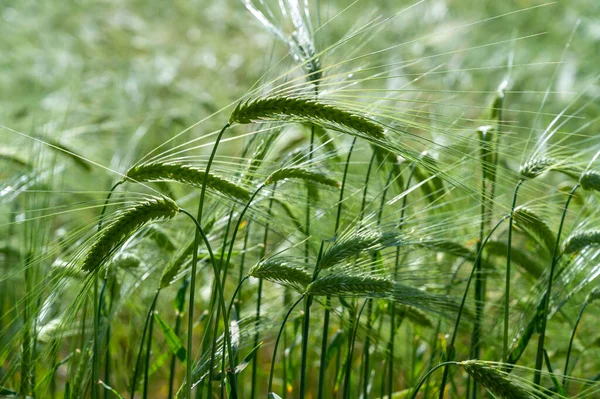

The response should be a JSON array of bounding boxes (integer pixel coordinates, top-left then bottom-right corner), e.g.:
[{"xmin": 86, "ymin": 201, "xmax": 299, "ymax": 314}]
[
  {"xmin": 131, "ymin": 291, "xmax": 159, "ymax": 399},
  {"xmin": 504, "ymin": 179, "xmax": 523, "ymax": 359},
  {"xmin": 318, "ymin": 136, "xmax": 357, "ymax": 399},
  {"xmin": 299, "ymin": 241, "xmax": 325, "ymax": 398},
  {"xmin": 168, "ymin": 278, "xmax": 189, "ymax": 399},
  {"xmin": 343, "ymin": 299, "xmax": 368, "ymax": 399},
  {"xmin": 143, "ymin": 298, "xmax": 157, "ymax": 399},
  {"xmin": 562, "ymin": 299, "xmax": 588, "ymax": 388},
  {"xmin": 410, "ymin": 362, "xmax": 458, "ymax": 399},
  {"xmin": 533, "ymin": 184, "xmax": 579, "ymax": 386},
  {"xmin": 438, "ymin": 215, "xmax": 510, "ymax": 399},
  {"xmin": 267, "ymin": 295, "xmax": 306, "ymax": 394},
  {"xmin": 179, "ymin": 208, "xmax": 236, "ymax": 398}
]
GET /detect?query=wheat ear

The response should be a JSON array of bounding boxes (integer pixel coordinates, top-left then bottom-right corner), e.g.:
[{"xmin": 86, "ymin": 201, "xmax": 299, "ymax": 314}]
[
  {"xmin": 81, "ymin": 196, "xmax": 179, "ymax": 272},
  {"xmin": 460, "ymin": 361, "xmax": 536, "ymax": 399},
  {"xmin": 580, "ymin": 170, "xmax": 600, "ymax": 191},
  {"xmin": 265, "ymin": 167, "xmax": 341, "ymax": 188},
  {"xmin": 306, "ymin": 274, "xmax": 394, "ymax": 296},
  {"xmin": 248, "ymin": 260, "xmax": 312, "ymax": 287},
  {"xmin": 125, "ymin": 162, "xmax": 251, "ymax": 201},
  {"xmin": 229, "ymin": 96, "xmax": 385, "ymax": 140},
  {"xmin": 520, "ymin": 157, "xmax": 580, "ymax": 179},
  {"xmin": 562, "ymin": 229, "xmax": 600, "ymax": 254}
]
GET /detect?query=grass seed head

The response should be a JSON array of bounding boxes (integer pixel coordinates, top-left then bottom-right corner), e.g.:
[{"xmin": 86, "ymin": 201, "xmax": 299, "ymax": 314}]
[
  {"xmin": 82, "ymin": 196, "xmax": 179, "ymax": 273},
  {"xmin": 229, "ymin": 96, "xmax": 385, "ymax": 140},
  {"xmin": 265, "ymin": 167, "xmax": 340, "ymax": 188},
  {"xmin": 125, "ymin": 162, "xmax": 251, "ymax": 201},
  {"xmin": 306, "ymin": 273, "xmax": 394, "ymax": 297},
  {"xmin": 562, "ymin": 229, "xmax": 600, "ymax": 254},
  {"xmin": 460, "ymin": 361, "xmax": 536, "ymax": 399},
  {"xmin": 580, "ymin": 170, "xmax": 600, "ymax": 192},
  {"xmin": 248, "ymin": 260, "xmax": 312, "ymax": 287}
]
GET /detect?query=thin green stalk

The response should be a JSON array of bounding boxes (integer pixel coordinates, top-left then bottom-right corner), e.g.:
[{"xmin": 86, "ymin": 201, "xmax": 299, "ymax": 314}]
[
  {"xmin": 533, "ymin": 184, "xmax": 579, "ymax": 386},
  {"xmin": 168, "ymin": 278, "xmax": 189, "ymax": 399},
  {"xmin": 188, "ymin": 122, "xmax": 230, "ymax": 399},
  {"xmin": 317, "ymin": 136, "xmax": 357, "ymax": 399},
  {"xmin": 143, "ymin": 299, "xmax": 157, "ymax": 399},
  {"xmin": 299, "ymin": 240, "xmax": 325, "ymax": 398},
  {"xmin": 249, "ymin": 184, "xmax": 274, "ymax": 399},
  {"xmin": 470, "ymin": 130, "xmax": 492, "ymax": 399},
  {"xmin": 388, "ymin": 164, "xmax": 416, "ymax": 399},
  {"xmin": 410, "ymin": 362, "xmax": 458, "ymax": 399},
  {"xmin": 562, "ymin": 300, "xmax": 588, "ymax": 388},
  {"xmin": 131, "ymin": 291, "xmax": 159, "ymax": 399},
  {"xmin": 343, "ymin": 299, "xmax": 369, "ymax": 399},
  {"xmin": 504, "ymin": 179, "xmax": 523, "ymax": 359},
  {"xmin": 179, "ymin": 208, "xmax": 238, "ymax": 398},
  {"xmin": 438, "ymin": 215, "xmax": 510, "ymax": 399},
  {"xmin": 268, "ymin": 295, "xmax": 306, "ymax": 395},
  {"xmin": 104, "ymin": 278, "xmax": 116, "ymax": 399},
  {"xmin": 93, "ymin": 181, "xmax": 122, "ymax": 399}
]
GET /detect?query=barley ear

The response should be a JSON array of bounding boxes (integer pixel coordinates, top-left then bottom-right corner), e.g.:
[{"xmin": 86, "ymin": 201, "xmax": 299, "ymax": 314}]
[
  {"xmin": 460, "ymin": 361, "xmax": 536, "ymax": 399},
  {"xmin": 306, "ymin": 274, "xmax": 394, "ymax": 297},
  {"xmin": 562, "ymin": 229, "xmax": 600, "ymax": 254},
  {"xmin": 81, "ymin": 196, "xmax": 179, "ymax": 273},
  {"xmin": 580, "ymin": 170, "xmax": 600, "ymax": 192},
  {"xmin": 248, "ymin": 260, "xmax": 312, "ymax": 288}
]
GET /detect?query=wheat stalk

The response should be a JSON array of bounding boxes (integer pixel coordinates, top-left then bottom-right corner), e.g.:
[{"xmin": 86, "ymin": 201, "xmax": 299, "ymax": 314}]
[
  {"xmin": 81, "ymin": 196, "xmax": 179, "ymax": 272},
  {"xmin": 229, "ymin": 96, "xmax": 385, "ymax": 140}
]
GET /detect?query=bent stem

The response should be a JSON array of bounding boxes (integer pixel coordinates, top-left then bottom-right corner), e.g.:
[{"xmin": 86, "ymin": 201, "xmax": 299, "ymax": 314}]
[
  {"xmin": 438, "ymin": 215, "xmax": 510, "ymax": 399},
  {"xmin": 504, "ymin": 179, "xmax": 523, "ymax": 359},
  {"xmin": 179, "ymin": 208, "xmax": 237, "ymax": 398},
  {"xmin": 267, "ymin": 295, "xmax": 306, "ymax": 395},
  {"xmin": 410, "ymin": 362, "xmax": 458, "ymax": 399},
  {"xmin": 533, "ymin": 184, "xmax": 580, "ymax": 386},
  {"xmin": 562, "ymin": 298, "xmax": 589, "ymax": 388},
  {"xmin": 318, "ymin": 136, "xmax": 357, "ymax": 399},
  {"xmin": 299, "ymin": 240, "xmax": 325, "ymax": 399}
]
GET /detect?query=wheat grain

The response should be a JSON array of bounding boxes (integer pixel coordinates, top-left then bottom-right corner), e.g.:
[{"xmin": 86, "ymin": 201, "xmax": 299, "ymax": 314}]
[
  {"xmin": 81, "ymin": 196, "xmax": 179, "ymax": 272},
  {"xmin": 229, "ymin": 96, "xmax": 385, "ymax": 140}
]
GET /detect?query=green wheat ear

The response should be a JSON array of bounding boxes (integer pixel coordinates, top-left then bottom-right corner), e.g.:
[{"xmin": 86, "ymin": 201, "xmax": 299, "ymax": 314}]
[
  {"xmin": 562, "ymin": 229, "xmax": 600, "ymax": 254},
  {"xmin": 319, "ymin": 230, "xmax": 398, "ymax": 270},
  {"xmin": 125, "ymin": 162, "xmax": 251, "ymax": 201},
  {"xmin": 81, "ymin": 196, "xmax": 179, "ymax": 272},
  {"xmin": 580, "ymin": 170, "xmax": 600, "ymax": 191},
  {"xmin": 229, "ymin": 96, "xmax": 386, "ymax": 140},
  {"xmin": 513, "ymin": 206, "xmax": 557, "ymax": 253},
  {"xmin": 519, "ymin": 157, "xmax": 580, "ymax": 180},
  {"xmin": 248, "ymin": 260, "xmax": 313, "ymax": 288},
  {"xmin": 460, "ymin": 361, "xmax": 536, "ymax": 399},
  {"xmin": 306, "ymin": 273, "xmax": 394, "ymax": 297},
  {"xmin": 265, "ymin": 167, "xmax": 340, "ymax": 188}
]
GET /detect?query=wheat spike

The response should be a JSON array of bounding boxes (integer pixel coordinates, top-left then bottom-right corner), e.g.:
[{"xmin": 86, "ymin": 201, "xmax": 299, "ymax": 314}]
[
  {"xmin": 82, "ymin": 196, "xmax": 179, "ymax": 272},
  {"xmin": 513, "ymin": 207, "xmax": 556, "ymax": 253},
  {"xmin": 580, "ymin": 170, "xmax": 600, "ymax": 192},
  {"xmin": 265, "ymin": 167, "xmax": 340, "ymax": 188},
  {"xmin": 125, "ymin": 162, "xmax": 251, "ymax": 201},
  {"xmin": 229, "ymin": 96, "xmax": 385, "ymax": 140},
  {"xmin": 248, "ymin": 260, "xmax": 312, "ymax": 287},
  {"xmin": 520, "ymin": 157, "xmax": 579, "ymax": 180},
  {"xmin": 306, "ymin": 273, "xmax": 394, "ymax": 296},
  {"xmin": 460, "ymin": 361, "xmax": 536, "ymax": 399},
  {"xmin": 111, "ymin": 253, "xmax": 141, "ymax": 269},
  {"xmin": 562, "ymin": 229, "xmax": 600, "ymax": 254},
  {"xmin": 319, "ymin": 230, "xmax": 398, "ymax": 270}
]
